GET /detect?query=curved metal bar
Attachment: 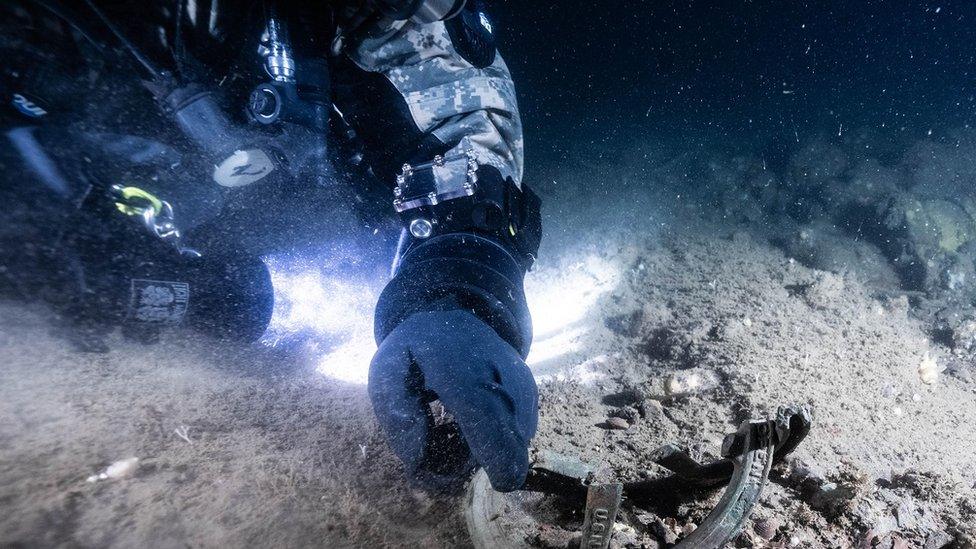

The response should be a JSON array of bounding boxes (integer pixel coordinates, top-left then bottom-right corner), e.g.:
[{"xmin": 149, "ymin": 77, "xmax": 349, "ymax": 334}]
[
  {"xmin": 625, "ymin": 405, "xmax": 812, "ymax": 548},
  {"xmin": 673, "ymin": 419, "xmax": 776, "ymax": 548},
  {"xmin": 464, "ymin": 405, "xmax": 812, "ymax": 549}
]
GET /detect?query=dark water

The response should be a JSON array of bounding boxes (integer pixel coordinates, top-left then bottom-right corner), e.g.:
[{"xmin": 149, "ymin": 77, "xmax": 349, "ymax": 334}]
[{"xmin": 498, "ymin": 0, "xmax": 976, "ymax": 149}]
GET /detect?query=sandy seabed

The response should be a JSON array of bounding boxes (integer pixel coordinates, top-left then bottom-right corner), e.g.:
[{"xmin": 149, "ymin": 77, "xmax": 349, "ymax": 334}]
[{"xmin": 2, "ymin": 223, "xmax": 974, "ymax": 548}]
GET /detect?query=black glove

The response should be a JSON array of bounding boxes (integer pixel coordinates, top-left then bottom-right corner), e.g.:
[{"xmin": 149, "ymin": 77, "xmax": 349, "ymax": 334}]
[{"xmin": 368, "ymin": 309, "xmax": 538, "ymax": 493}]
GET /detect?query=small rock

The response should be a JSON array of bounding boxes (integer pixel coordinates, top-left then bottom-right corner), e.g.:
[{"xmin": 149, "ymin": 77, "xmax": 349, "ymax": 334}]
[
  {"xmin": 531, "ymin": 525, "xmax": 577, "ymax": 548},
  {"xmin": 924, "ymin": 531, "xmax": 954, "ymax": 549},
  {"xmin": 605, "ymin": 417, "xmax": 630, "ymax": 430},
  {"xmin": 633, "ymin": 512, "xmax": 656, "ymax": 528},
  {"xmin": 637, "ymin": 398, "xmax": 665, "ymax": 420},
  {"xmin": 733, "ymin": 530, "xmax": 757, "ymax": 547},
  {"xmin": 859, "ymin": 529, "xmax": 880, "ymax": 549},
  {"xmin": 781, "ymin": 457, "xmax": 828, "ymax": 492},
  {"xmin": 611, "ymin": 523, "xmax": 640, "ymax": 547},
  {"xmin": 610, "ymin": 405, "xmax": 640, "ymax": 424},
  {"xmin": 650, "ymin": 517, "xmax": 679, "ymax": 545},
  {"xmin": 681, "ymin": 522, "xmax": 697, "ymax": 537},
  {"xmin": 754, "ymin": 518, "xmax": 780, "ymax": 541},
  {"xmin": 810, "ymin": 481, "xmax": 859, "ymax": 519}
]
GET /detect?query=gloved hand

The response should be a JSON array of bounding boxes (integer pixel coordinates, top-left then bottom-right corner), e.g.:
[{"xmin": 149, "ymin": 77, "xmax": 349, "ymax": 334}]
[{"xmin": 368, "ymin": 309, "xmax": 538, "ymax": 493}]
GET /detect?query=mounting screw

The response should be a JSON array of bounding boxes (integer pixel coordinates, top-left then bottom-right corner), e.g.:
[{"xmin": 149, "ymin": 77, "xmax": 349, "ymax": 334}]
[{"xmin": 409, "ymin": 218, "xmax": 434, "ymax": 239}]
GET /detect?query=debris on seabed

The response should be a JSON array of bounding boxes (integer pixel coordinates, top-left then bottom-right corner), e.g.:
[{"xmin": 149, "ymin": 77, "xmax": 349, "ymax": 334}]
[
  {"xmin": 86, "ymin": 457, "xmax": 139, "ymax": 483},
  {"xmin": 754, "ymin": 517, "xmax": 780, "ymax": 541},
  {"xmin": 174, "ymin": 425, "xmax": 193, "ymax": 444},
  {"xmin": 665, "ymin": 368, "xmax": 721, "ymax": 397},
  {"xmin": 918, "ymin": 352, "xmax": 942, "ymax": 385}
]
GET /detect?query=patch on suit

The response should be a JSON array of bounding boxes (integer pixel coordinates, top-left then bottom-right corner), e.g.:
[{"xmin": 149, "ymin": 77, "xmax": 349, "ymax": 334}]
[
  {"xmin": 212, "ymin": 148, "xmax": 276, "ymax": 188},
  {"xmin": 445, "ymin": 7, "xmax": 497, "ymax": 69},
  {"xmin": 128, "ymin": 279, "xmax": 190, "ymax": 325}
]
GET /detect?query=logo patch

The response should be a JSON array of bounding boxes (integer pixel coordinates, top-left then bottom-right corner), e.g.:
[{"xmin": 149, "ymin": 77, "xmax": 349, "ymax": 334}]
[
  {"xmin": 11, "ymin": 93, "xmax": 48, "ymax": 118},
  {"xmin": 128, "ymin": 279, "xmax": 190, "ymax": 325},
  {"xmin": 479, "ymin": 12, "xmax": 493, "ymax": 34},
  {"xmin": 213, "ymin": 149, "xmax": 276, "ymax": 187}
]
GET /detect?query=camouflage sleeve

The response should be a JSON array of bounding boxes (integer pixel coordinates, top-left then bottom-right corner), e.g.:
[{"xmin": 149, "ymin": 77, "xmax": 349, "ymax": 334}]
[{"xmin": 344, "ymin": 18, "xmax": 525, "ymax": 187}]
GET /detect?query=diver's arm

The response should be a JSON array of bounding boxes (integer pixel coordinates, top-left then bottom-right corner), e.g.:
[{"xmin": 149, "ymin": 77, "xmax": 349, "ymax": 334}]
[
  {"xmin": 332, "ymin": 5, "xmax": 542, "ymax": 492},
  {"xmin": 333, "ymin": 4, "xmax": 540, "ymax": 353}
]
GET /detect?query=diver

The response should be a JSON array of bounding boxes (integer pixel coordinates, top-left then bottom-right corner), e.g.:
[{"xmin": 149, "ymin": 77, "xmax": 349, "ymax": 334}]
[{"xmin": 1, "ymin": 0, "xmax": 542, "ymax": 493}]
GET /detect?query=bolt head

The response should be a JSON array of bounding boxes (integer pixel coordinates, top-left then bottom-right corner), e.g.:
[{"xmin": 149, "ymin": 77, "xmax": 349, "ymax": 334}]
[{"xmin": 409, "ymin": 218, "xmax": 433, "ymax": 239}]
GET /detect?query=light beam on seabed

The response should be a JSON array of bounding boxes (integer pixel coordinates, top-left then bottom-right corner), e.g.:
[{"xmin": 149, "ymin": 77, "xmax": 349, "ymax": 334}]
[
  {"xmin": 262, "ymin": 254, "xmax": 381, "ymax": 384},
  {"xmin": 263, "ymin": 248, "xmax": 621, "ymax": 385},
  {"xmin": 524, "ymin": 253, "xmax": 621, "ymax": 382}
]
